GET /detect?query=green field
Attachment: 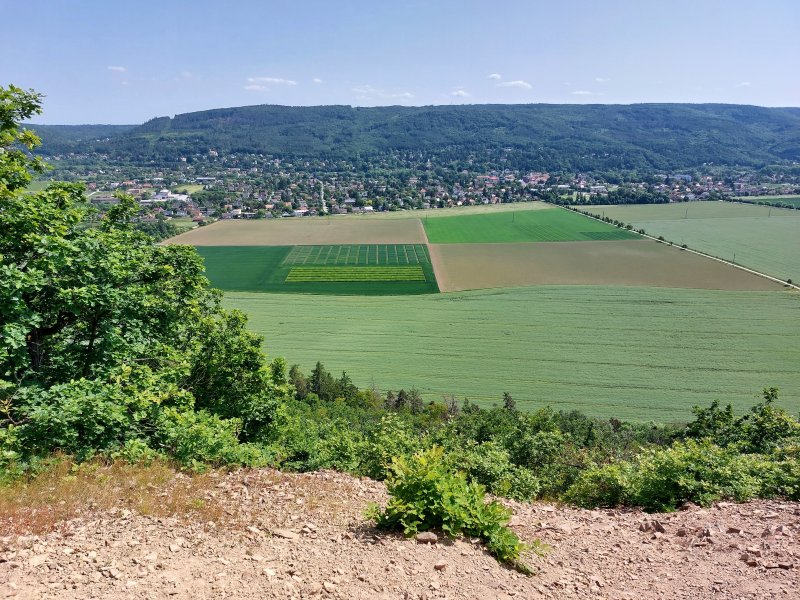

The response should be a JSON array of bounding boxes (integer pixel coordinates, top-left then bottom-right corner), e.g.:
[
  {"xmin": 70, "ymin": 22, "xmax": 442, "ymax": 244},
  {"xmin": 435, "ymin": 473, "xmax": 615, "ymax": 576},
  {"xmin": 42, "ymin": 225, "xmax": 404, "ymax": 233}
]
[
  {"xmin": 284, "ymin": 244, "xmax": 430, "ymax": 266},
  {"xmin": 733, "ymin": 196, "xmax": 800, "ymax": 208},
  {"xmin": 197, "ymin": 245, "xmax": 438, "ymax": 295},
  {"xmin": 423, "ymin": 207, "xmax": 639, "ymax": 243},
  {"xmin": 285, "ymin": 266, "xmax": 426, "ymax": 282},
  {"xmin": 580, "ymin": 202, "xmax": 800, "ymax": 281},
  {"xmin": 227, "ymin": 286, "xmax": 800, "ymax": 421}
]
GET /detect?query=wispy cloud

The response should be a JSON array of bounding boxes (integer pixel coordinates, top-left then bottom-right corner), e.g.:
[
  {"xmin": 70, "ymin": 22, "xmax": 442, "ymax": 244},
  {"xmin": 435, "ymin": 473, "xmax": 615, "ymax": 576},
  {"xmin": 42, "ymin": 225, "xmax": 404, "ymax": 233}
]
[
  {"xmin": 392, "ymin": 92, "xmax": 414, "ymax": 99},
  {"xmin": 353, "ymin": 84, "xmax": 379, "ymax": 95},
  {"xmin": 312, "ymin": 78, "xmax": 323, "ymax": 84},
  {"xmin": 737, "ymin": 81, "xmax": 752, "ymax": 87},
  {"xmin": 488, "ymin": 73, "xmax": 502, "ymax": 80},
  {"xmin": 595, "ymin": 77, "xmax": 611, "ymax": 83},
  {"xmin": 107, "ymin": 66, "xmax": 126, "ymax": 73},
  {"xmin": 247, "ymin": 76, "xmax": 297, "ymax": 86},
  {"xmin": 244, "ymin": 84, "xmax": 267, "ymax": 91},
  {"xmin": 452, "ymin": 89, "xmax": 471, "ymax": 97},
  {"xmin": 498, "ymin": 80, "xmax": 532, "ymax": 89},
  {"xmin": 571, "ymin": 90, "xmax": 593, "ymax": 95}
]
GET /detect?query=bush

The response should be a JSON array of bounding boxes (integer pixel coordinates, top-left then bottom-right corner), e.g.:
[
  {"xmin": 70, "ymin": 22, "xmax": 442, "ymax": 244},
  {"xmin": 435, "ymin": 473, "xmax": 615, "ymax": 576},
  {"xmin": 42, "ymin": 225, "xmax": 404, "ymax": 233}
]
[
  {"xmin": 566, "ymin": 440, "xmax": 783, "ymax": 511},
  {"xmin": 367, "ymin": 447, "xmax": 537, "ymax": 572}
]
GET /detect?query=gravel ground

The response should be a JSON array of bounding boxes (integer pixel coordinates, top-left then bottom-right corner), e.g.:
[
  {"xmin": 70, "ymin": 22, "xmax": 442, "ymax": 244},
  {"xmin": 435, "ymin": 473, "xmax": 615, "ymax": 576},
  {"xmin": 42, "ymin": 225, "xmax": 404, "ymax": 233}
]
[{"xmin": 1, "ymin": 469, "xmax": 798, "ymax": 599}]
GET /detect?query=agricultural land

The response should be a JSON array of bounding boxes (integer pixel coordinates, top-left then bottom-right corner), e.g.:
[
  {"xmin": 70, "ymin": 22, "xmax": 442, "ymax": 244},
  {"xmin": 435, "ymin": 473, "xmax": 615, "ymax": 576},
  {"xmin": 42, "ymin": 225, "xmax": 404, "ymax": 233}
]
[
  {"xmin": 165, "ymin": 204, "xmax": 799, "ymax": 419},
  {"xmin": 579, "ymin": 201, "xmax": 800, "ymax": 282},
  {"xmin": 227, "ymin": 285, "xmax": 800, "ymax": 421}
]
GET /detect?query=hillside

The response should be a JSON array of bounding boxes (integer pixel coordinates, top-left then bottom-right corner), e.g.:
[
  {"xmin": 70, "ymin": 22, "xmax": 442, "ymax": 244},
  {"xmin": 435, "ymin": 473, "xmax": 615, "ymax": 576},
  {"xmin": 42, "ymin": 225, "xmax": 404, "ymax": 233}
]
[
  {"xmin": 30, "ymin": 103, "xmax": 800, "ymax": 172},
  {"xmin": 2, "ymin": 467, "xmax": 798, "ymax": 600}
]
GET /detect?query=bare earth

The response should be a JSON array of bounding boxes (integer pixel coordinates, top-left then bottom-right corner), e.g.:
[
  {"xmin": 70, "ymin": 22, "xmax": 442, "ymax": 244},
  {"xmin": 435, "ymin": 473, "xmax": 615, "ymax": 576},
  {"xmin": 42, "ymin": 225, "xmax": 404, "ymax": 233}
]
[
  {"xmin": 430, "ymin": 240, "xmax": 784, "ymax": 292},
  {"xmin": 2, "ymin": 469, "xmax": 798, "ymax": 600},
  {"xmin": 165, "ymin": 218, "xmax": 426, "ymax": 246}
]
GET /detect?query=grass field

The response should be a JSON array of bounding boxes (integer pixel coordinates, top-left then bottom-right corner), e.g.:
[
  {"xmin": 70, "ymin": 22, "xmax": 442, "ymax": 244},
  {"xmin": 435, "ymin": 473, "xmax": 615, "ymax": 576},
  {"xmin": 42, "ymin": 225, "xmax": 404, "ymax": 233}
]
[
  {"xmin": 423, "ymin": 207, "xmax": 639, "ymax": 243},
  {"xmin": 197, "ymin": 245, "xmax": 438, "ymax": 295},
  {"xmin": 227, "ymin": 286, "xmax": 800, "ymax": 421},
  {"xmin": 733, "ymin": 196, "xmax": 800, "ymax": 208},
  {"xmin": 430, "ymin": 240, "xmax": 783, "ymax": 292},
  {"xmin": 580, "ymin": 202, "xmax": 800, "ymax": 281},
  {"xmin": 169, "ymin": 217, "xmax": 197, "ymax": 234},
  {"xmin": 174, "ymin": 184, "xmax": 205, "ymax": 194}
]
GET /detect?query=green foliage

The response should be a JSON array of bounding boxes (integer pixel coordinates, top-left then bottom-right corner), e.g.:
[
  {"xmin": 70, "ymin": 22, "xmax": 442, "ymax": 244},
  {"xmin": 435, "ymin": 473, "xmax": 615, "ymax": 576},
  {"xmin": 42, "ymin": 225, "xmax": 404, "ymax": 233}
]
[
  {"xmin": 367, "ymin": 447, "xmax": 535, "ymax": 572},
  {"xmin": 566, "ymin": 439, "xmax": 790, "ymax": 511},
  {"xmin": 34, "ymin": 103, "xmax": 800, "ymax": 172},
  {"xmin": 0, "ymin": 84, "xmax": 284, "ymax": 475}
]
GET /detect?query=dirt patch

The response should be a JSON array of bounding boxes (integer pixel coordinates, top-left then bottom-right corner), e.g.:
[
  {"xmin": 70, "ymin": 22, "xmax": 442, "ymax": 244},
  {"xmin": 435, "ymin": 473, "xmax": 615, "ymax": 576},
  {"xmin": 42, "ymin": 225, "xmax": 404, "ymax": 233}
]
[
  {"xmin": 430, "ymin": 240, "xmax": 784, "ymax": 292},
  {"xmin": 2, "ymin": 468, "xmax": 798, "ymax": 600},
  {"xmin": 165, "ymin": 218, "xmax": 426, "ymax": 246}
]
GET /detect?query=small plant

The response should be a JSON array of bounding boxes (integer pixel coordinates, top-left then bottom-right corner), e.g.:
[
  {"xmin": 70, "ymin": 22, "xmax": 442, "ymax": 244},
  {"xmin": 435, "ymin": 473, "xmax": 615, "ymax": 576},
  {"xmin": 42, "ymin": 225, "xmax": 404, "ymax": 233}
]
[{"xmin": 366, "ymin": 447, "xmax": 540, "ymax": 573}]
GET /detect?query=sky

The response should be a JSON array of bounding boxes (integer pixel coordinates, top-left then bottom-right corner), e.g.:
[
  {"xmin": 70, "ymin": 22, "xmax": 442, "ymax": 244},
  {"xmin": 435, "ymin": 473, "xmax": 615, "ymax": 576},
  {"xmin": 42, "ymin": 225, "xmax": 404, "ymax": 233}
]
[{"xmin": 3, "ymin": 0, "xmax": 798, "ymax": 124}]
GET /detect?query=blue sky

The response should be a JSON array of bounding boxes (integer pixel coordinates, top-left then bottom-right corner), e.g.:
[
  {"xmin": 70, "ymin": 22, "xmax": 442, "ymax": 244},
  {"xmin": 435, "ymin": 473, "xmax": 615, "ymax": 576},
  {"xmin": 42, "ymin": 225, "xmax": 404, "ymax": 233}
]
[{"xmin": 3, "ymin": 0, "xmax": 798, "ymax": 123}]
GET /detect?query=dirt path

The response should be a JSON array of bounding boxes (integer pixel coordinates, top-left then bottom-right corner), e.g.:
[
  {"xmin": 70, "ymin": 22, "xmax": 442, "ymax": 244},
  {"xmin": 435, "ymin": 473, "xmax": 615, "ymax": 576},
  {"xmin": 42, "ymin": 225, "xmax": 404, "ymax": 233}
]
[{"xmin": 2, "ymin": 469, "xmax": 798, "ymax": 600}]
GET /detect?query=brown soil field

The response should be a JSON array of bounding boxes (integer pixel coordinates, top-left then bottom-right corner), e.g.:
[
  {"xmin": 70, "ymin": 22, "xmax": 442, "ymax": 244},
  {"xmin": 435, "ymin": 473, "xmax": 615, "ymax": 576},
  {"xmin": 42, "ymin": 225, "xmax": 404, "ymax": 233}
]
[
  {"xmin": 430, "ymin": 240, "xmax": 785, "ymax": 292},
  {"xmin": 165, "ymin": 218, "xmax": 426, "ymax": 246}
]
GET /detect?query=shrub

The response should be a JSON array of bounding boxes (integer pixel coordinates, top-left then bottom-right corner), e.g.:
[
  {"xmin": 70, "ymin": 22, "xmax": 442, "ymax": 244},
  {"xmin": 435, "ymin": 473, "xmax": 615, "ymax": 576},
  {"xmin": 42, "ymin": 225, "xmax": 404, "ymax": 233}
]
[
  {"xmin": 367, "ymin": 447, "xmax": 537, "ymax": 572},
  {"xmin": 564, "ymin": 462, "xmax": 633, "ymax": 508}
]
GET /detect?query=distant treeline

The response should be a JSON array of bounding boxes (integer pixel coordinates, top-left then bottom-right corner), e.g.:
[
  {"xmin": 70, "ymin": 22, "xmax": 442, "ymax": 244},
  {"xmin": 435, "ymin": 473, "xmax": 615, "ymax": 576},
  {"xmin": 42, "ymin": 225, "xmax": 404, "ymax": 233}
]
[{"xmin": 30, "ymin": 103, "xmax": 800, "ymax": 172}]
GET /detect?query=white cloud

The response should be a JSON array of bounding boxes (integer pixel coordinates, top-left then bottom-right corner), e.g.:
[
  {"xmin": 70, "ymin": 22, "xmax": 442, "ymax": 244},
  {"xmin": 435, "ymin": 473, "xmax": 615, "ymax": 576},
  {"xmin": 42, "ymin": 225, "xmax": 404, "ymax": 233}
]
[
  {"xmin": 737, "ymin": 81, "xmax": 752, "ymax": 87},
  {"xmin": 488, "ymin": 73, "xmax": 502, "ymax": 80},
  {"xmin": 572, "ymin": 90, "xmax": 593, "ymax": 95},
  {"xmin": 352, "ymin": 84, "xmax": 379, "ymax": 95},
  {"xmin": 107, "ymin": 66, "xmax": 126, "ymax": 72},
  {"xmin": 312, "ymin": 78, "xmax": 323, "ymax": 84},
  {"xmin": 244, "ymin": 84, "xmax": 267, "ymax": 91},
  {"xmin": 247, "ymin": 77, "xmax": 297, "ymax": 86},
  {"xmin": 121, "ymin": 81, "xmax": 130, "ymax": 87},
  {"xmin": 595, "ymin": 77, "xmax": 611, "ymax": 83},
  {"xmin": 392, "ymin": 92, "xmax": 414, "ymax": 99},
  {"xmin": 498, "ymin": 80, "xmax": 532, "ymax": 89},
  {"xmin": 451, "ymin": 89, "xmax": 471, "ymax": 97}
]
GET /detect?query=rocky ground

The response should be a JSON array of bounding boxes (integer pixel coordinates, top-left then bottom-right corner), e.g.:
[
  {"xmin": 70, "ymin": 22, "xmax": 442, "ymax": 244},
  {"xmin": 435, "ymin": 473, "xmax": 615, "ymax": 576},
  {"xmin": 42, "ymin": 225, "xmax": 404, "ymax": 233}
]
[{"xmin": 1, "ymin": 469, "xmax": 798, "ymax": 599}]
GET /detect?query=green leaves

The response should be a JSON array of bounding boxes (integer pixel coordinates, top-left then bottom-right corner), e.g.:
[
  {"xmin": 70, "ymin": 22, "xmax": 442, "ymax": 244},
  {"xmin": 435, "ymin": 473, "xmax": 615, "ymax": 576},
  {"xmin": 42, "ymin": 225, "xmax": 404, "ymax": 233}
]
[{"xmin": 368, "ymin": 447, "xmax": 537, "ymax": 573}]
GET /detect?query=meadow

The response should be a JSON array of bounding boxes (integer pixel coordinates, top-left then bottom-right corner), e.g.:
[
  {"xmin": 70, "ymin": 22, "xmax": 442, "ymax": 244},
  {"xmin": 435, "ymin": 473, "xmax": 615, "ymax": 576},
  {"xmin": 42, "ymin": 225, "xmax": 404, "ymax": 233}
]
[
  {"xmin": 423, "ymin": 207, "xmax": 639, "ymax": 243},
  {"xmin": 227, "ymin": 285, "xmax": 800, "ymax": 421},
  {"xmin": 580, "ymin": 202, "xmax": 800, "ymax": 281},
  {"xmin": 196, "ymin": 245, "xmax": 438, "ymax": 295}
]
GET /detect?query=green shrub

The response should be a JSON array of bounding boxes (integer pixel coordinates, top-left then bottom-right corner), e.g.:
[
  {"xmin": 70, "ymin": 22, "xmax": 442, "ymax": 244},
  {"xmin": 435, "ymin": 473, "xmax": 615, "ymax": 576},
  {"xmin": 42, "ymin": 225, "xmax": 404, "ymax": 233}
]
[
  {"xmin": 444, "ymin": 441, "xmax": 540, "ymax": 501},
  {"xmin": 154, "ymin": 408, "xmax": 266, "ymax": 471},
  {"xmin": 564, "ymin": 462, "xmax": 634, "ymax": 508},
  {"xmin": 366, "ymin": 447, "xmax": 537, "ymax": 572}
]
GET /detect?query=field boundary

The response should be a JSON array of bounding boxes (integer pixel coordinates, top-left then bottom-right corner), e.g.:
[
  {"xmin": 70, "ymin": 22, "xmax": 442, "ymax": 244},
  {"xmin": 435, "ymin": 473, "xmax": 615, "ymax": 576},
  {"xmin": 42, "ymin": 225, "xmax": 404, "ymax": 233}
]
[{"xmin": 554, "ymin": 204, "xmax": 800, "ymax": 291}]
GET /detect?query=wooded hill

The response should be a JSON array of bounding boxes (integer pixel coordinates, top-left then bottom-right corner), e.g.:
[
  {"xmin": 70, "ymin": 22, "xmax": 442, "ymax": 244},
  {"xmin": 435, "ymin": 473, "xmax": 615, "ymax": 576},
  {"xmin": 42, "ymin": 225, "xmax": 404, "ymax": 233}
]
[{"xmin": 31, "ymin": 103, "xmax": 800, "ymax": 172}]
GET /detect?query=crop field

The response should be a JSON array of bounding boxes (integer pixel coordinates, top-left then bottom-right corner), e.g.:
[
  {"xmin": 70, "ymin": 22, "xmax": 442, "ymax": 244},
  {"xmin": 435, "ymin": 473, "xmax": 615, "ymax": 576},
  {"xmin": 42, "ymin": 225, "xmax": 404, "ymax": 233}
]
[
  {"xmin": 430, "ymin": 240, "xmax": 783, "ymax": 292},
  {"xmin": 285, "ymin": 266, "xmax": 426, "ymax": 282},
  {"xmin": 284, "ymin": 244, "xmax": 430, "ymax": 265},
  {"xmin": 166, "ymin": 217, "xmax": 425, "ymax": 246},
  {"xmin": 196, "ymin": 245, "xmax": 438, "ymax": 295},
  {"xmin": 227, "ymin": 285, "xmax": 800, "ymax": 421},
  {"xmin": 580, "ymin": 202, "xmax": 800, "ymax": 281},
  {"xmin": 733, "ymin": 195, "xmax": 800, "ymax": 208},
  {"xmin": 423, "ymin": 207, "xmax": 639, "ymax": 243}
]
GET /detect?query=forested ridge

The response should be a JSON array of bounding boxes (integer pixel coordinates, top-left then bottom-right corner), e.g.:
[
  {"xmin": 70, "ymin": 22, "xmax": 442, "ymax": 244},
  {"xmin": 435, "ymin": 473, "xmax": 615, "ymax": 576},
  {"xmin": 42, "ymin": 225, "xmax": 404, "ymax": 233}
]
[{"xmin": 31, "ymin": 103, "xmax": 800, "ymax": 172}]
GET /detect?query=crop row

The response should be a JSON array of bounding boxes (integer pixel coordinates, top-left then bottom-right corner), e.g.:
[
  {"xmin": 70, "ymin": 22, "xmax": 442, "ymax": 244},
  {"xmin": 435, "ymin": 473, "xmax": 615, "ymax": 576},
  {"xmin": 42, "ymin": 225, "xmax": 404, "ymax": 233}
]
[
  {"xmin": 285, "ymin": 266, "xmax": 426, "ymax": 282},
  {"xmin": 284, "ymin": 244, "xmax": 430, "ymax": 266}
]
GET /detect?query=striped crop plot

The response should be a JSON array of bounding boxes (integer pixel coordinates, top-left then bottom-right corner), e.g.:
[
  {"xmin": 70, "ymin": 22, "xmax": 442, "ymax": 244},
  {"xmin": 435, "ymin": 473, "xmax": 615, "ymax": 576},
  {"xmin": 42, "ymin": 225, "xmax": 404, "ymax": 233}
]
[
  {"xmin": 283, "ymin": 244, "xmax": 430, "ymax": 266},
  {"xmin": 285, "ymin": 266, "xmax": 426, "ymax": 282},
  {"xmin": 196, "ymin": 245, "xmax": 438, "ymax": 295}
]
